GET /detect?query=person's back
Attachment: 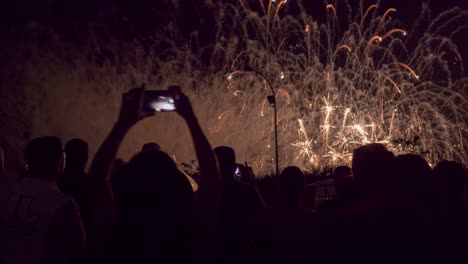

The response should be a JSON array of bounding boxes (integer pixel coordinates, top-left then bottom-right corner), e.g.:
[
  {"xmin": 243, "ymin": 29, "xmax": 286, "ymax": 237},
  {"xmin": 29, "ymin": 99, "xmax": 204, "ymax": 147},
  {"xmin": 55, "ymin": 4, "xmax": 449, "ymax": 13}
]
[
  {"xmin": 333, "ymin": 190, "xmax": 438, "ymax": 264},
  {"xmin": 434, "ymin": 160, "xmax": 468, "ymax": 264},
  {"xmin": 57, "ymin": 139, "xmax": 89, "ymax": 230},
  {"xmin": 332, "ymin": 144, "xmax": 439, "ymax": 264},
  {"xmin": 0, "ymin": 137, "xmax": 85, "ymax": 264},
  {"xmin": 270, "ymin": 166, "xmax": 326, "ymax": 264},
  {"xmin": 214, "ymin": 146, "xmax": 265, "ymax": 263},
  {"xmin": 115, "ymin": 150, "xmax": 193, "ymax": 262}
]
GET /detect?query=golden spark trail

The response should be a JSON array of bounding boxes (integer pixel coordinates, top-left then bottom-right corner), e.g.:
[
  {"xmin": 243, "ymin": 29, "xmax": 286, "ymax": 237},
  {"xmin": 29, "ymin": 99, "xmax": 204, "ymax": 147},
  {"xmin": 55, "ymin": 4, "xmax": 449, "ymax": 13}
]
[
  {"xmin": 260, "ymin": 99, "xmax": 267, "ymax": 117},
  {"xmin": 459, "ymin": 126, "xmax": 464, "ymax": 151},
  {"xmin": 304, "ymin": 98, "xmax": 314, "ymax": 110},
  {"xmin": 215, "ymin": 111, "xmax": 232, "ymax": 132},
  {"xmin": 334, "ymin": 44, "xmax": 352, "ymax": 55},
  {"xmin": 388, "ymin": 110, "xmax": 396, "ymax": 137},
  {"xmin": 258, "ymin": 0, "xmax": 267, "ymax": 16},
  {"xmin": 227, "ymin": 70, "xmax": 244, "ymax": 81},
  {"xmin": 384, "ymin": 75, "xmax": 401, "ymax": 93},
  {"xmin": 382, "ymin": 29, "xmax": 407, "ymax": 39},
  {"xmin": 239, "ymin": 0, "xmax": 248, "ymax": 13},
  {"xmin": 276, "ymin": 38, "xmax": 287, "ymax": 53},
  {"xmin": 277, "ymin": 89, "xmax": 291, "ymax": 104},
  {"xmin": 361, "ymin": 4, "xmax": 379, "ymax": 24},
  {"xmin": 218, "ymin": 111, "xmax": 230, "ymax": 120},
  {"xmin": 380, "ymin": 97, "xmax": 384, "ymax": 123},
  {"xmin": 267, "ymin": 0, "xmax": 272, "ymax": 17},
  {"xmin": 275, "ymin": 1, "xmax": 287, "ymax": 17},
  {"xmin": 230, "ymin": 51, "xmax": 248, "ymax": 70},
  {"xmin": 397, "ymin": 63, "xmax": 419, "ymax": 79},
  {"xmin": 342, "ymin": 108, "xmax": 351, "ymax": 130},
  {"xmin": 366, "ymin": 35, "xmax": 382, "ymax": 49},
  {"xmin": 326, "ymin": 4, "xmax": 337, "ymax": 17},
  {"xmin": 415, "ymin": 109, "xmax": 423, "ymax": 133},
  {"xmin": 298, "ymin": 119, "xmax": 309, "ymax": 140},
  {"xmin": 382, "ymin": 8, "xmax": 397, "ymax": 20},
  {"xmin": 233, "ymin": 90, "xmax": 242, "ymax": 96}
]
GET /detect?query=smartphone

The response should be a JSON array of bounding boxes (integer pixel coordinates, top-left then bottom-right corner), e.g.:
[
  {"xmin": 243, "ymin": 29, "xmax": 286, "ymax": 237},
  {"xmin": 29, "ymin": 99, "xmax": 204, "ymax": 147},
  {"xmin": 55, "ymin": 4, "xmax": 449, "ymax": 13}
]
[{"xmin": 143, "ymin": 90, "xmax": 176, "ymax": 113}]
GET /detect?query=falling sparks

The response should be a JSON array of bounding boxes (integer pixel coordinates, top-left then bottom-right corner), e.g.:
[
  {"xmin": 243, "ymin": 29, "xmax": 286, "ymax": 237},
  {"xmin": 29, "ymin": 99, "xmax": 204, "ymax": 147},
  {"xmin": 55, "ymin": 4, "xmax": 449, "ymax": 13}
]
[
  {"xmin": 326, "ymin": 4, "xmax": 337, "ymax": 17},
  {"xmin": 382, "ymin": 8, "xmax": 397, "ymax": 20},
  {"xmin": 366, "ymin": 35, "xmax": 383, "ymax": 49},
  {"xmin": 397, "ymin": 63, "xmax": 420, "ymax": 79},
  {"xmin": 384, "ymin": 75, "xmax": 402, "ymax": 93},
  {"xmin": 382, "ymin": 29, "xmax": 407, "ymax": 40},
  {"xmin": 361, "ymin": 4, "xmax": 379, "ymax": 24}
]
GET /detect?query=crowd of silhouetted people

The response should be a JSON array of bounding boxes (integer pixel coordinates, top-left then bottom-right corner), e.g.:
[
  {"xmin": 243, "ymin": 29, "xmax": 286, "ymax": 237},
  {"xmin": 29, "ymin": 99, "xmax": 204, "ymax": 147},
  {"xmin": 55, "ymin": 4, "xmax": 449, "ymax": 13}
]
[{"xmin": 0, "ymin": 86, "xmax": 467, "ymax": 264}]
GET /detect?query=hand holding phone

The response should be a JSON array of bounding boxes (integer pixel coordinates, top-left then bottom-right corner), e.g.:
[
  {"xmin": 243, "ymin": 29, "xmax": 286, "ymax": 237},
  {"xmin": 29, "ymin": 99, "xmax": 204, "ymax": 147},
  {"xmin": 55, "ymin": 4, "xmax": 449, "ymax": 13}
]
[
  {"xmin": 142, "ymin": 90, "xmax": 176, "ymax": 113},
  {"xmin": 119, "ymin": 84, "xmax": 153, "ymax": 127},
  {"xmin": 169, "ymin": 86, "xmax": 195, "ymax": 120}
]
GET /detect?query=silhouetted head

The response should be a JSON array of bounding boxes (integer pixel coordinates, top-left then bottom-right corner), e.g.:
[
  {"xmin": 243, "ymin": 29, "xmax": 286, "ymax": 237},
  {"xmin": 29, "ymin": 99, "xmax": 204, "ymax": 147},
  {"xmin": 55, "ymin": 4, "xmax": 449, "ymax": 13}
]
[
  {"xmin": 141, "ymin": 142, "xmax": 161, "ymax": 153},
  {"xmin": 126, "ymin": 150, "xmax": 192, "ymax": 211},
  {"xmin": 333, "ymin": 165, "xmax": 353, "ymax": 198},
  {"xmin": 352, "ymin": 143, "xmax": 395, "ymax": 194},
  {"xmin": 65, "ymin": 138, "xmax": 88, "ymax": 170},
  {"xmin": 434, "ymin": 160, "xmax": 466, "ymax": 205},
  {"xmin": 25, "ymin": 136, "xmax": 63, "ymax": 180},
  {"xmin": 395, "ymin": 154, "xmax": 436, "ymax": 208},
  {"xmin": 333, "ymin": 165, "xmax": 352, "ymax": 182},
  {"xmin": 214, "ymin": 146, "xmax": 236, "ymax": 181},
  {"xmin": 279, "ymin": 166, "xmax": 305, "ymax": 203}
]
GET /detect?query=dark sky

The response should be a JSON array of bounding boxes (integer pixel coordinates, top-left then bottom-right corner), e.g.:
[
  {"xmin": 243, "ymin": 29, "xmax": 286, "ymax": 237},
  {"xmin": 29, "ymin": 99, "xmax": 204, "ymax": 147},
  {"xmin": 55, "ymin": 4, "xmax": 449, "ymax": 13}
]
[
  {"xmin": 1, "ymin": 0, "xmax": 467, "ymax": 73},
  {"xmin": 2, "ymin": 0, "xmax": 467, "ymax": 29}
]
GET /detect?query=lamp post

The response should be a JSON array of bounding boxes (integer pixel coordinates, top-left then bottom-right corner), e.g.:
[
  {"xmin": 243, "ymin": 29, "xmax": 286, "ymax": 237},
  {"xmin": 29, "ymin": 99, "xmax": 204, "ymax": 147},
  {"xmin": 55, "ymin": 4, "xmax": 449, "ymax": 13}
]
[{"xmin": 247, "ymin": 66, "xmax": 279, "ymax": 178}]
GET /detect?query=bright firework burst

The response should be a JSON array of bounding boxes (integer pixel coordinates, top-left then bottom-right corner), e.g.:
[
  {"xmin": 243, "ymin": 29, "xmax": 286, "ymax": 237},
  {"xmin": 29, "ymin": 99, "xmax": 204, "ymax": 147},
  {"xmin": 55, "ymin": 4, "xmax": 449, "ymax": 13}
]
[{"xmin": 216, "ymin": 1, "xmax": 467, "ymax": 173}]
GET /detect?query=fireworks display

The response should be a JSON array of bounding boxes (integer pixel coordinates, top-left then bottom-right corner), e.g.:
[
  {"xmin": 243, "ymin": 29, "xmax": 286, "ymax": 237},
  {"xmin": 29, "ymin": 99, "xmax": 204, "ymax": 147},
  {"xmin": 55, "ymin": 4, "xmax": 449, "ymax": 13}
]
[
  {"xmin": 1, "ymin": 1, "xmax": 466, "ymax": 175},
  {"xmin": 206, "ymin": 1, "xmax": 468, "ymax": 173}
]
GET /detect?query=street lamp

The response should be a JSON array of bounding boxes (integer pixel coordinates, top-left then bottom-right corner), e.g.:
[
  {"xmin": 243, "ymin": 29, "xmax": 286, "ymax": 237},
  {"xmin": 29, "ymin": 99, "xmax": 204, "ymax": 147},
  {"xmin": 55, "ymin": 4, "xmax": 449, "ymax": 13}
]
[{"xmin": 246, "ymin": 66, "xmax": 279, "ymax": 178}]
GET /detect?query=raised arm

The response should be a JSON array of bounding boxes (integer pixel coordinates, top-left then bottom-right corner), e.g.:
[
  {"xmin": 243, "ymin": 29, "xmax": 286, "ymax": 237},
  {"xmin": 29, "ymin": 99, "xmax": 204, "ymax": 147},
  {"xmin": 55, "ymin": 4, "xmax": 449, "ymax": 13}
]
[
  {"xmin": 88, "ymin": 87, "xmax": 148, "ymax": 181},
  {"xmin": 86, "ymin": 86, "xmax": 151, "ymax": 253},
  {"xmin": 170, "ymin": 86, "xmax": 221, "ymax": 208},
  {"xmin": 170, "ymin": 86, "xmax": 221, "ymax": 263}
]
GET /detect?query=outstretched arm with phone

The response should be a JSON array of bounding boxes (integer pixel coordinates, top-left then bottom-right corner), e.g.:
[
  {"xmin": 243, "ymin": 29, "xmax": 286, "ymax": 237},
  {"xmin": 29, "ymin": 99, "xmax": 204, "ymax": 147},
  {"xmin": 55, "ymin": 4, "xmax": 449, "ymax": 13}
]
[
  {"xmin": 87, "ymin": 86, "xmax": 152, "ymax": 253},
  {"xmin": 170, "ymin": 86, "xmax": 221, "ymax": 209},
  {"xmin": 170, "ymin": 86, "xmax": 221, "ymax": 263}
]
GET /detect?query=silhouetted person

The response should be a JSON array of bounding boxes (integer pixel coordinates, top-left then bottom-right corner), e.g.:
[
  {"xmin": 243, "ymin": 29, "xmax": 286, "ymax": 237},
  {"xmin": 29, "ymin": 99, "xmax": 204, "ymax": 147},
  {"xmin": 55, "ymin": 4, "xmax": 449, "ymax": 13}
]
[
  {"xmin": 394, "ymin": 154, "xmax": 439, "ymax": 217},
  {"xmin": 319, "ymin": 165, "xmax": 353, "ymax": 225},
  {"xmin": 115, "ymin": 150, "xmax": 194, "ymax": 262},
  {"xmin": 351, "ymin": 143, "xmax": 395, "ymax": 196},
  {"xmin": 332, "ymin": 144, "xmax": 439, "ymax": 264},
  {"xmin": 214, "ymin": 146, "xmax": 265, "ymax": 264},
  {"xmin": 89, "ymin": 86, "xmax": 220, "ymax": 263},
  {"xmin": 0, "ymin": 136, "xmax": 85, "ymax": 263},
  {"xmin": 269, "ymin": 166, "xmax": 326, "ymax": 264},
  {"xmin": 57, "ymin": 139, "xmax": 90, "ymax": 229},
  {"xmin": 434, "ymin": 160, "xmax": 466, "ymax": 213},
  {"xmin": 434, "ymin": 160, "xmax": 468, "ymax": 264}
]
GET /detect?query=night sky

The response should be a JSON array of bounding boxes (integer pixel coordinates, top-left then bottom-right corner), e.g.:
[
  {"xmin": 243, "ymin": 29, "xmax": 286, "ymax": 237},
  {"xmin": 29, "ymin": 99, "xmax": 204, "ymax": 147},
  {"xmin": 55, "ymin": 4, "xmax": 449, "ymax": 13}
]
[{"xmin": 1, "ymin": 0, "xmax": 467, "ymax": 72}]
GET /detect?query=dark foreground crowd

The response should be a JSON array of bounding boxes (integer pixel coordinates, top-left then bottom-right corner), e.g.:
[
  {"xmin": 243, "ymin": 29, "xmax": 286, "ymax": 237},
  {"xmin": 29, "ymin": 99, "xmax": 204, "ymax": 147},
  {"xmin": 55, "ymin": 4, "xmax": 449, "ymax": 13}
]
[{"xmin": 0, "ymin": 87, "xmax": 467, "ymax": 264}]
